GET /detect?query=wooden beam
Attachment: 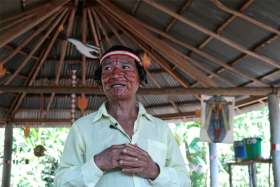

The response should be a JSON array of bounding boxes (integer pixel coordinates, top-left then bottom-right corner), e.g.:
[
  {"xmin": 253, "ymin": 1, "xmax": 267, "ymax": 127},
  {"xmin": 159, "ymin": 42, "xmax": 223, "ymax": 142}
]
[
  {"xmin": 164, "ymin": 0, "xmax": 192, "ymax": 32},
  {"xmin": 0, "ymin": 111, "xmax": 196, "ymax": 127},
  {"xmin": 6, "ymin": 10, "xmax": 70, "ymax": 118},
  {"xmin": 131, "ymin": 0, "xmax": 141, "ymax": 15},
  {"xmin": 0, "ymin": 0, "xmax": 70, "ymax": 48},
  {"xmin": 4, "ymin": 44, "xmax": 39, "ymax": 61},
  {"xmin": 87, "ymin": 8, "xmax": 101, "ymax": 49},
  {"xmin": 99, "ymin": 8, "xmax": 193, "ymax": 89},
  {"xmin": 197, "ymin": 0, "xmax": 254, "ymax": 49},
  {"xmin": 1, "ymin": 123, "xmax": 13, "ymax": 187},
  {"xmin": 0, "ymin": 86, "xmax": 279, "ymax": 96},
  {"xmin": 46, "ymin": 8, "xmax": 75, "ymax": 112},
  {"xmin": 142, "ymin": 0, "xmax": 280, "ymax": 69},
  {"xmin": 91, "ymin": 9, "xmax": 112, "ymax": 47},
  {"xmin": 0, "ymin": 14, "xmax": 34, "ymax": 32},
  {"xmin": 1, "ymin": 12, "xmax": 59, "ymax": 65},
  {"xmin": 211, "ymin": 0, "xmax": 280, "ymax": 37},
  {"xmin": 96, "ymin": 2, "xmax": 217, "ymax": 87},
  {"xmin": 97, "ymin": 11, "xmax": 127, "ymax": 45},
  {"xmin": 139, "ymin": 20, "xmax": 268, "ymax": 86},
  {"xmin": 3, "ymin": 10, "xmax": 67, "ymax": 86},
  {"xmin": 81, "ymin": 8, "xmax": 87, "ymax": 85}
]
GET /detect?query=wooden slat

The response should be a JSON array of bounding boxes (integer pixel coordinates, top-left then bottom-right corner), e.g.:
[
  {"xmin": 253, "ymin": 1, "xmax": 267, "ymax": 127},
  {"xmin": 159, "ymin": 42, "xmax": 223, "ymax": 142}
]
[
  {"xmin": 131, "ymin": 0, "xmax": 141, "ymax": 15},
  {"xmin": 142, "ymin": 0, "xmax": 280, "ymax": 69},
  {"xmin": 138, "ymin": 20, "xmax": 268, "ymax": 86},
  {"xmin": 96, "ymin": 1, "xmax": 217, "ymax": 87},
  {"xmin": 6, "ymin": 10, "xmax": 69, "ymax": 118},
  {"xmin": 0, "ymin": 86, "xmax": 279, "ymax": 96},
  {"xmin": 0, "ymin": 0, "xmax": 70, "ymax": 48},
  {"xmin": 164, "ymin": 0, "xmax": 192, "ymax": 32},
  {"xmin": 91, "ymin": 9, "xmax": 112, "ymax": 47},
  {"xmin": 1, "ymin": 12, "xmax": 59, "ymax": 65},
  {"xmin": 197, "ymin": 0, "xmax": 255, "ymax": 49},
  {"xmin": 46, "ymin": 8, "xmax": 75, "ymax": 112},
  {"xmin": 211, "ymin": 0, "xmax": 280, "ymax": 37},
  {"xmin": 4, "ymin": 10, "xmax": 66, "ymax": 85}
]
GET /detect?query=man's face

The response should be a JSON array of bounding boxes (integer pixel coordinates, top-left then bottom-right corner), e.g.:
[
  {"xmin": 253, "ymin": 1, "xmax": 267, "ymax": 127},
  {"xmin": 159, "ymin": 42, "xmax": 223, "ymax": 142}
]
[{"xmin": 101, "ymin": 54, "xmax": 140, "ymax": 100}]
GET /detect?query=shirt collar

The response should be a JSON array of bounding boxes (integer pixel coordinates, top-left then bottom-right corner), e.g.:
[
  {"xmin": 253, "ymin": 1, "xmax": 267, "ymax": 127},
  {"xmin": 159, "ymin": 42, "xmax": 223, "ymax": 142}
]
[{"xmin": 92, "ymin": 102, "xmax": 152, "ymax": 123}]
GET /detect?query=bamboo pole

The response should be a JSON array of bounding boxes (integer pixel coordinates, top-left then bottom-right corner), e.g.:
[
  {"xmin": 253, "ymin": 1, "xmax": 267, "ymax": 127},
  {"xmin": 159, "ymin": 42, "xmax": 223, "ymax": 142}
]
[
  {"xmin": 0, "ymin": 86, "xmax": 279, "ymax": 96},
  {"xmin": 0, "ymin": 0, "xmax": 70, "ymax": 48},
  {"xmin": 142, "ymin": 0, "xmax": 280, "ymax": 69},
  {"xmin": 96, "ymin": 1, "xmax": 217, "ymax": 87}
]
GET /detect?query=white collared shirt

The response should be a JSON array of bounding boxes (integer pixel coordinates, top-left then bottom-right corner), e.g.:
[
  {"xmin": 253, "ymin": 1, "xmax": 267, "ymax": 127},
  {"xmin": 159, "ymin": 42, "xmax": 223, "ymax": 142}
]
[{"xmin": 55, "ymin": 102, "xmax": 191, "ymax": 187}]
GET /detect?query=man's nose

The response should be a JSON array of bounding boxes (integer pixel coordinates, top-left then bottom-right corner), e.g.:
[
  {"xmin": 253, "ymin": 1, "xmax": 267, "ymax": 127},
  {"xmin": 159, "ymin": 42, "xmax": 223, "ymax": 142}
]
[{"xmin": 111, "ymin": 66, "xmax": 123, "ymax": 77}]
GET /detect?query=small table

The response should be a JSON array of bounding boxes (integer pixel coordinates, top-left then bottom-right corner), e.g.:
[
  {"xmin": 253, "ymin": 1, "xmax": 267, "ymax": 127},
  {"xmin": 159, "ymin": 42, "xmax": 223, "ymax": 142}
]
[{"xmin": 227, "ymin": 159, "xmax": 272, "ymax": 187}]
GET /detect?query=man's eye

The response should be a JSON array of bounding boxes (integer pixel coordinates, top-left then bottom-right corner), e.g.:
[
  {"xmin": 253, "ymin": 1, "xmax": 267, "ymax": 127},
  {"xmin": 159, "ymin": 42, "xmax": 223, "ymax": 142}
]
[
  {"xmin": 122, "ymin": 65, "xmax": 130, "ymax": 69},
  {"xmin": 103, "ymin": 66, "xmax": 112, "ymax": 71}
]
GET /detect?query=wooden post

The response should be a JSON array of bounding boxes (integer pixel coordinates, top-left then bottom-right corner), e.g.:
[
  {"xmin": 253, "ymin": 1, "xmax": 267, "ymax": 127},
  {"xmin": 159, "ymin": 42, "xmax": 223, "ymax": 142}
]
[
  {"xmin": 228, "ymin": 164, "xmax": 233, "ymax": 187},
  {"xmin": 268, "ymin": 94, "xmax": 280, "ymax": 187},
  {"xmin": 209, "ymin": 143, "xmax": 218, "ymax": 187},
  {"xmin": 1, "ymin": 123, "xmax": 13, "ymax": 187}
]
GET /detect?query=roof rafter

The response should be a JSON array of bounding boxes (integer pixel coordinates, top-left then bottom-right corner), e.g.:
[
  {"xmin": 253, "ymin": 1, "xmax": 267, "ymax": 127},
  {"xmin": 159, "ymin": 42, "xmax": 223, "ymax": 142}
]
[
  {"xmin": 0, "ymin": 0, "xmax": 71, "ymax": 48},
  {"xmin": 164, "ymin": 0, "xmax": 192, "ymax": 33},
  {"xmin": 3, "ymin": 9, "xmax": 65, "ymax": 86},
  {"xmin": 211, "ymin": 0, "xmax": 280, "ymax": 37},
  {"xmin": 96, "ymin": 1, "xmax": 217, "ymax": 87},
  {"xmin": 46, "ymin": 8, "xmax": 76, "ymax": 112},
  {"xmin": 1, "ymin": 13, "xmax": 59, "ymax": 66},
  {"xmin": 5, "ymin": 10, "xmax": 69, "ymax": 119},
  {"xmin": 138, "ymin": 19, "xmax": 268, "ymax": 87},
  {"xmin": 142, "ymin": 0, "xmax": 280, "ymax": 69}
]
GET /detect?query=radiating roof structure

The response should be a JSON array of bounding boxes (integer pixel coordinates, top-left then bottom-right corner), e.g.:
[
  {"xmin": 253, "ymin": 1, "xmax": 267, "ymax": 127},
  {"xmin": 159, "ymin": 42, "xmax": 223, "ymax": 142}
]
[{"xmin": 1, "ymin": 0, "xmax": 280, "ymax": 126}]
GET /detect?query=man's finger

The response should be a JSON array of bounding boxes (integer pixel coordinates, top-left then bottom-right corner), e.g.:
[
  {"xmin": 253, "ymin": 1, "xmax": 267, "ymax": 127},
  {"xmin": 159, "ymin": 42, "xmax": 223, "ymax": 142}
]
[
  {"xmin": 121, "ymin": 147, "xmax": 143, "ymax": 158},
  {"xmin": 119, "ymin": 155, "xmax": 140, "ymax": 162},
  {"xmin": 121, "ymin": 167, "xmax": 143, "ymax": 175},
  {"xmin": 111, "ymin": 144, "xmax": 127, "ymax": 149},
  {"xmin": 126, "ymin": 144, "xmax": 149, "ymax": 155},
  {"xmin": 119, "ymin": 159, "xmax": 145, "ymax": 168}
]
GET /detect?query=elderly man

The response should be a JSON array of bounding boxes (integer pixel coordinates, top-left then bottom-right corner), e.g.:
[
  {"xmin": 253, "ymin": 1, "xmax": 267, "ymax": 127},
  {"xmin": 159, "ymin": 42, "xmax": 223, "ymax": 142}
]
[{"xmin": 55, "ymin": 46, "xmax": 191, "ymax": 187}]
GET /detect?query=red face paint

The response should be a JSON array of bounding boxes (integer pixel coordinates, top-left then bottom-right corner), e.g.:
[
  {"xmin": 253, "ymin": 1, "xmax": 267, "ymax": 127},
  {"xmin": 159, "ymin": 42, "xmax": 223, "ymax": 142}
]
[{"xmin": 101, "ymin": 55, "xmax": 140, "ymax": 100}]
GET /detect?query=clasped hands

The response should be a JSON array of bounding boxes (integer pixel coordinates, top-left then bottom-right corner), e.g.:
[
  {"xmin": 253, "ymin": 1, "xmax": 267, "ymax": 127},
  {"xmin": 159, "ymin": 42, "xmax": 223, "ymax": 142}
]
[{"xmin": 94, "ymin": 144, "xmax": 159, "ymax": 180}]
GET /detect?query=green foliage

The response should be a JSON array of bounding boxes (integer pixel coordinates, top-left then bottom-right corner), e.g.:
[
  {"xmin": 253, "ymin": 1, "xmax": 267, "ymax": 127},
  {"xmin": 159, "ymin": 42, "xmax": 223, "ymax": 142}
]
[
  {"xmin": 10, "ymin": 127, "xmax": 69, "ymax": 186},
  {"xmin": 0, "ymin": 106, "xmax": 273, "ymax": 186},
  {"xmin": 170, "ymin": 106, "xmax": 272, "ymax": 186}
]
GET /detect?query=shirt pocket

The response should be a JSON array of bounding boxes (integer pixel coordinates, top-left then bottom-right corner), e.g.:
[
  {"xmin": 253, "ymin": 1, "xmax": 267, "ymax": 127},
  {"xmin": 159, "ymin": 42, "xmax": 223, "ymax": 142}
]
[{"xmin": 147, "ymin": 139, "xmax": 167, "ymax": 167}]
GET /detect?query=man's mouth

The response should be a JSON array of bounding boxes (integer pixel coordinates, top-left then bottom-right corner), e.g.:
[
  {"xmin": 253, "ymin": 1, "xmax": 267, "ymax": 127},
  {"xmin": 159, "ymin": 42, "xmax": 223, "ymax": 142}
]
[{"xmin": 111, "ymin": 83, "xmax": 126, "ymax": 88}]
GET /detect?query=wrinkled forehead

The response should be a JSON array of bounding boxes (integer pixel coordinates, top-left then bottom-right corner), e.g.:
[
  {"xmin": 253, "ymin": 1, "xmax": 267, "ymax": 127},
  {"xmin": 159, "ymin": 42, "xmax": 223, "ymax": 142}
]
[{"xmin": 102, "ymin": 54, "xmax": 136, "ymax": 65}]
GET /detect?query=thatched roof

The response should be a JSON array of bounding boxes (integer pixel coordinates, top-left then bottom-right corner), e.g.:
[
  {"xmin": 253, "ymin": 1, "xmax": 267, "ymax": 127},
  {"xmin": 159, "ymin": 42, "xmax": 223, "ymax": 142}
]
[{"xmin": 0, "ymin": 0, "xmax": 280, "ymax": 126}]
